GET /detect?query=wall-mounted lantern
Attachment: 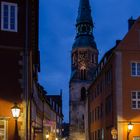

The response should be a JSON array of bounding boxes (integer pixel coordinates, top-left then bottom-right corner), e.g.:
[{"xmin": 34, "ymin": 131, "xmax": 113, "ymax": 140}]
[
  {"xmin": 46, "ymin": 134, "xmax": 49, "ymax": 140},
  {"xmin": 128, "ymin": 122, "xmax": 133, "ymax": 132},
  {"xmin": 111, "ymin": 128, "xmax": 117, "ymax": 140},
  {"xmin": 11, "ymin": 103, "xmax": 21, "ymax": 119},
  {"xmin": 127, "ymin": 122, "xmax": 134, "ymax": 140}
]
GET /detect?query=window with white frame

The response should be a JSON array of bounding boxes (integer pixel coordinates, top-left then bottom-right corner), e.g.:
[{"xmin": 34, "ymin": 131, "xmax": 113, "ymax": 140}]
[
  {"xmin": 133, "ymin": 136, "xmax": 140, "ymax": 140},
  {"xmin": 1, "ymin": 2, "xmax": 18, "ymax": 32},
  {"xmin": 131, "ymin": 62, "xmax": 140, "ymax": 76},
  {"xmin": 0, "ymin": 120, "xmax": 7, "ymax": 140},
  {"xmin": 131, "ymin": 91, "xmax": 140, "ymax": 109}
]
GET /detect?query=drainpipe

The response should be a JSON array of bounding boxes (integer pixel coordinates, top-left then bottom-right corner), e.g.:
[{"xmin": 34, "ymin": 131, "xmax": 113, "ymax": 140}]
[{"xmin": 25, "ymin": 0, "xmax": 29, "ymax": 139}]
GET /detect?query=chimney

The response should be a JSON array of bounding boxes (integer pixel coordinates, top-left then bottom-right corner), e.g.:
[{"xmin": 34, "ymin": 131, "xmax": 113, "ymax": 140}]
[{"xmin": 128, "ymin": 17, "xmax": 136, "ymax": 30}]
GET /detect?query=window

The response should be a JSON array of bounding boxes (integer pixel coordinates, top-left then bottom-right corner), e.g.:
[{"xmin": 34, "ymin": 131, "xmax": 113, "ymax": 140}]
[
  {"xmin": 0, "ymin": 120, "xmax": 7, "ymax": 140},
  {"xmin": 53, "ymin": 101, "xmax": 55, "ymax": 109},
  {"xmin": 56, "ymin": 104, "xmax": 58, "ymax": 112},
  {"xmin": 95, "ymin": 108, "xmax": 97, "ymax": 121},
  {"xmin": 1, "ymin": 2, "xmax": 18, "ymax": 32},
  {"xmin": 82, "ymin": 114, "xmax": 84, "ymax": 120},
  {"xmin": 59, "ymin": 107, "xmax": 61, "ymax": 114},
  {"xmin": 96, "ymin": 84, "xmax": 100, "ymax": 96},
  {"xmin": 131, "ymin": 91, "xmax": 140, "ymax": 109},
  {"xmin": 92, "ymin": 110, "xmax": 94, "ymax": 122},
  {"xmin": 81, "ymin": 87, "xmax": 86, "ymax": 101},
  {"xmin": 97, "ymin": 106, "xmax": 100, "ymax": 120},
  {"xmin": 131, "ymin": 62, "xmax": 140, "ymax": 76},
  {"xmin": 100, "ymin": 103, "xmax": 103, "ymax": 118},
  {"xmin": 97, "ymin": 129, "xmax": 101, "ymax": 140},
  {"xmin": 100, "ymin": 80, "xmax": 103, "ymax": 93},
  {"xmin": 133, "ymin": 137, "xmax": 140, "ymax": 140},
  {"xmin": 92, "ymin": 132, "xmax": 94, "ymax": 140},
  {"xmin": 95, "ymin": 131, "xmax": 97, "ymax": 140},
  {"xmin": 91, "ymin": 54, "xmax": 96, "ymax": 63},
  {"xmin": 105, "ymin": 95, "xmax": 112, "ymax": 114},
  {"xmin": 105, "ymin": 68, "xmax": 112, "ymax": 85},
  {"xmin": 80, "ymin": 69, "xmax": 86, "ymax": 80}
]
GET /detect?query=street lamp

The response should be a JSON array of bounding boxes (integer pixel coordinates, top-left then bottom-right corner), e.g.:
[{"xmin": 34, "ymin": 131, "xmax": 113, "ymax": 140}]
[
  {"xmin": 11, "ymin": 103, "xmax": 21, "ymax": 140},
  {"xmin": 111, "ymin": 128, "xmax": 117, "ymax": 140},
  {"xmin": 128, "ymin": 122, "xmax": 133, "ymax": 132},
  {"xmin": 127, "ymin": 122, "xmax": 133, "ymax": 140},
  {"xmin": 56, "ymin": 129, "xmax": 59, "ymax": 133},
  {"xmin": 11, "ymin": 103, "xmax": 21, "ymax": 119},
  {"xmin": 46, "ymin": 134, "xmax": 49, "ymax": 140}
]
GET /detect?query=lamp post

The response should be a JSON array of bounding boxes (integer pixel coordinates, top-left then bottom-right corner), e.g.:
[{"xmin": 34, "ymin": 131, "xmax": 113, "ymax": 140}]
[
  {"xmin": 46, "ymin": 134, "xmax": 49, "ymax": 140},
  {"xmin": 11, "ymin": 103, "xmax": 21, "ymax": 140},
  {"xmin": 56, "ymin": 128, "xmax": 59, "ymax": 140},
  {"xmin": 111, "ymin": 128, "xmax": 117, "ymax": 140},
  {"xmin": 127, "ymin": 122, "xmax": 133, "ymax": 140}
]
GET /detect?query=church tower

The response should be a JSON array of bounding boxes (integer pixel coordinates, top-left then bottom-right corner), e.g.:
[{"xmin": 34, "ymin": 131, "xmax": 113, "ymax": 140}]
[{"xmin": 69, "ymin": 0, "xmax": 98, "ymax": 139}]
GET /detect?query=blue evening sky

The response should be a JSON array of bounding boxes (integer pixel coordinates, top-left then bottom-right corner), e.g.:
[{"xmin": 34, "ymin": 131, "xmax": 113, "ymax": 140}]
[{"xmin": 39, "ymin": 0, "xmax": 140, "ymax": 122}]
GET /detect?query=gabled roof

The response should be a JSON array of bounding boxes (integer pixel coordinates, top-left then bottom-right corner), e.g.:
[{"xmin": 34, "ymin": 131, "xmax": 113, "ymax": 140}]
[{"xmin": 116, "ymin": 16, "xmax": 140, "ymax": 51}]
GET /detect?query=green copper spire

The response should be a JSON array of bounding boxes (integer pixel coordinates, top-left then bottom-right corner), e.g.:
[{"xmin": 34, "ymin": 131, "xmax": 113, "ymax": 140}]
[
  {"xmin": 76, "ymin": 0, "xmax": 93, "ymax": 25},
  {"xmin": 73, "ymin": 0, "xmax": 96, "ymax": 49}
]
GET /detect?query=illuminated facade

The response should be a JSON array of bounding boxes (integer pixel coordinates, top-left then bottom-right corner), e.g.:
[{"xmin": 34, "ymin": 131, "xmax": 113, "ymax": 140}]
[
  {"xmin": 88, "ymin": 17, "xmax": 140, "ymax": 140},
  {"xmin": 0, "ymin": 0, "xmax": 39, "ymax": 139},
  {"xmin": 0, "ymin": 0, "xmax": 63, "ymax": 140}
]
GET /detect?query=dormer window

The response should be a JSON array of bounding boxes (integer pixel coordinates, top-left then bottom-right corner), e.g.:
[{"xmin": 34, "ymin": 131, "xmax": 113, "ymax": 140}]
[{"xmin": 1, "ymin": 2, "xmax": 18, "ymax": 32}]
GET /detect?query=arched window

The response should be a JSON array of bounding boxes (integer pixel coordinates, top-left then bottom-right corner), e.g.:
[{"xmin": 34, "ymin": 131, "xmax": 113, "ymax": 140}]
[
  {"xmin": 81, "ymin": 87, "xmax": 86, "ymax": 101},
  {"xmin": 80, "ymin": 67, "xmax": 86, "ymax": 80}
]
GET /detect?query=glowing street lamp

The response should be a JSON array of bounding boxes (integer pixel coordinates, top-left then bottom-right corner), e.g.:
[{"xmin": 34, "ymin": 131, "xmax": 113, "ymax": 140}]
[
  {"xmin": 128, "ymin": 122, "xmax": 133, "ymax": 132},
  {"xmin": 11, "ymin": 103, "xmax": 21, "ymax": 119},
  {"xmin": 127, "ymin": 122, "xmax": 134, "ymax": 140},
  {"xmin": 46, "ymin": 134, "xmax": 49, "ymax": 140},
  {"xmin": 56, "ymin": 129, "xmax": 59, "ymax": 133},
  {"xmin": 11, "ymin": 103, "xmax": 21, "ymax": 140},
  {"xmin": 111, "ymin": 128, "xmax": 117, "ymax": 140}
]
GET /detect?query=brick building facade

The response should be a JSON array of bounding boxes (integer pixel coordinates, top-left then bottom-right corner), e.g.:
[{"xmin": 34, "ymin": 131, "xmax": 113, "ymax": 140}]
[{"xmin": 88, "ymin": 17, "xmax": 140, "ymax": 140}]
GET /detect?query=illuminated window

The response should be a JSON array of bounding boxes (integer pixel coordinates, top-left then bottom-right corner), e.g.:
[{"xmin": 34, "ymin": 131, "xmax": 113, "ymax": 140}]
[
  {"xmin": 133, "ymin": 136, "xmax": 140, "ymax": 140},
  {"xmin": 131, "ymin": 91, "xmax": 140, "ymax": 109},
  {"xmin": 131, "ymin": 62, "xmax": 140, "ymax": 76},
  {"xmin": 80, "ymin": 68, "xmax": 86, "ymax": 80},
  {"xmin": 0, "ymin": 120, "xmax": 7, "ymax": 140},
  {"xmin": 1, "ymin": 2, "xmax": 18, "ymax": 32}
]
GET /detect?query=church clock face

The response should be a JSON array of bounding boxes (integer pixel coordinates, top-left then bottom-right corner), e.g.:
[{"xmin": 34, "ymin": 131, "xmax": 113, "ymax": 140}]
[{"xmin": 78, "ymin": 51, "xmax": 88, "ymax": 68}]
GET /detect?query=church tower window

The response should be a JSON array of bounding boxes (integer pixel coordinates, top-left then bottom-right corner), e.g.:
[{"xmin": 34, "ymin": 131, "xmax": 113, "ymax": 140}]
[
  {"xmin": 80, "ymin": 67, "xmax": 86, "ymax": 80},
  {"xmin": 81, "ymin": 87, "xmax": 86, "ymax": 101}
]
